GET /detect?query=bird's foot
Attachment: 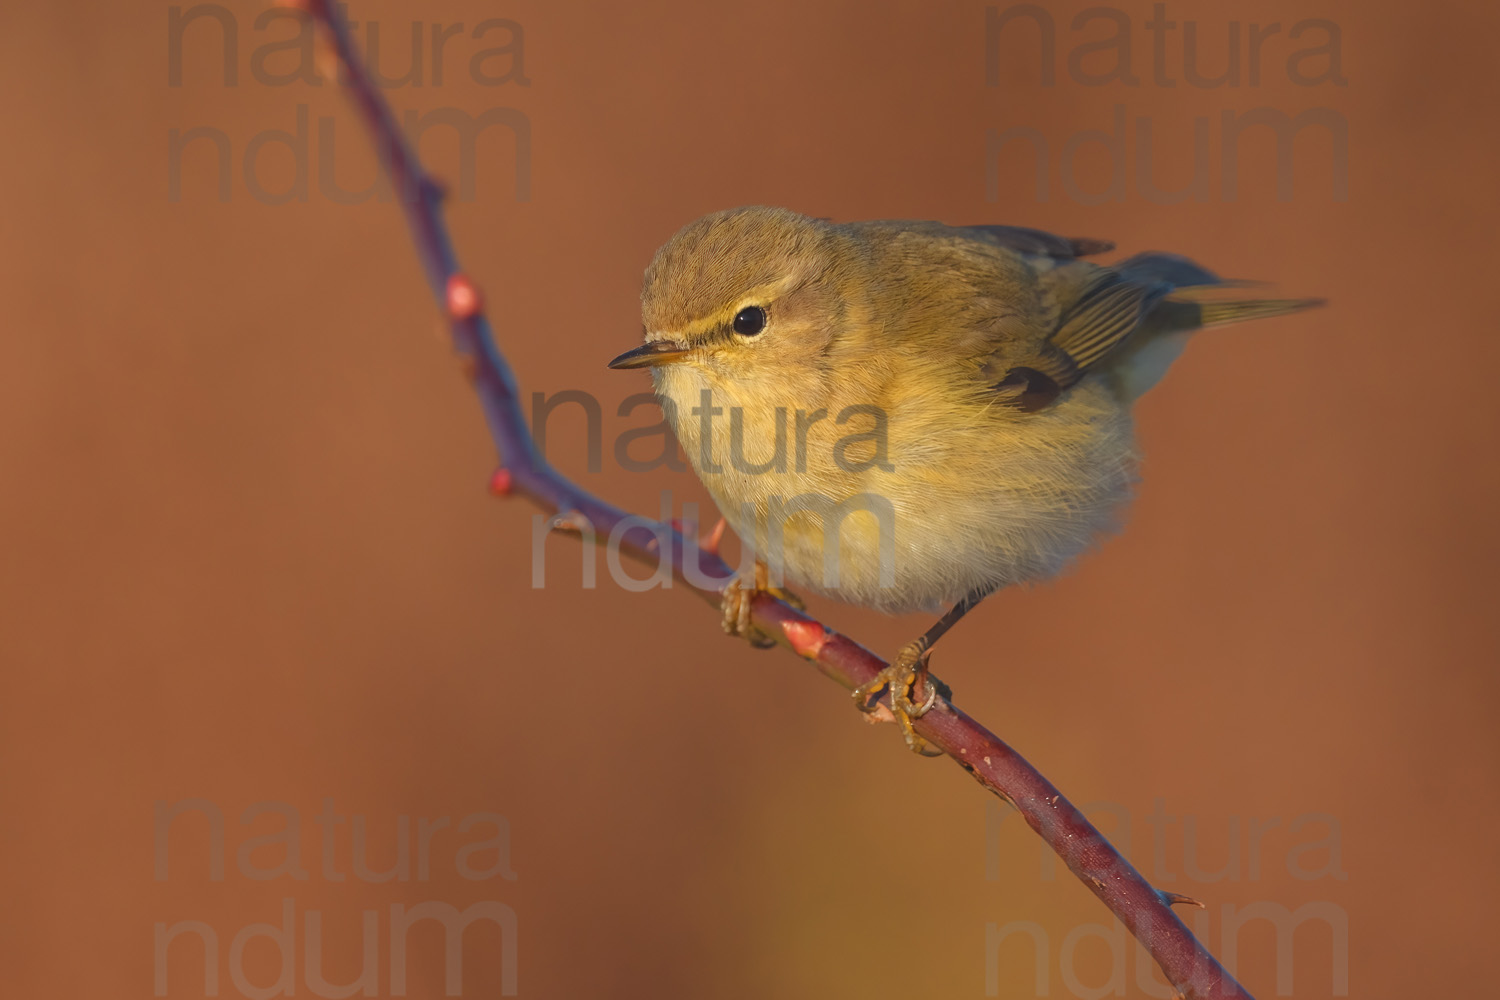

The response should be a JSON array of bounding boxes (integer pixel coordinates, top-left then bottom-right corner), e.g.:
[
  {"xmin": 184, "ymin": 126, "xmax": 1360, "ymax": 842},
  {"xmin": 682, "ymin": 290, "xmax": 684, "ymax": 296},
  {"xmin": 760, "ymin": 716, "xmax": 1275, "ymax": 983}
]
[
  {"xmin": 721, "ymin": 561, "xmax": 805, "ymax": 649},
  {"xmin": 853, "ymin": 640, "xmax": 951, "ymax": 756}
]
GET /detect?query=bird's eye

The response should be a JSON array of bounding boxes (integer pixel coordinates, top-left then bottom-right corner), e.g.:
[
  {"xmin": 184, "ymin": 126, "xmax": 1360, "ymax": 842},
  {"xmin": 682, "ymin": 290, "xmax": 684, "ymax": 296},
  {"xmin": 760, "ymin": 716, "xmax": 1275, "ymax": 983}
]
[{"xmin": 732, "ymin": 306, "xmax": 766, "ymax": 337}]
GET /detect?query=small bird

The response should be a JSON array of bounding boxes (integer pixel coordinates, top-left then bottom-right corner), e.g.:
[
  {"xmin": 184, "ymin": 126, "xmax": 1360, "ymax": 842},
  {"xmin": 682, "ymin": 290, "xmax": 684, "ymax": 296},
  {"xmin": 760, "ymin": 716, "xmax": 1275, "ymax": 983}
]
[{"xmin": 609, "ymin": 206, "xmax": 1320, "ymax": 752}]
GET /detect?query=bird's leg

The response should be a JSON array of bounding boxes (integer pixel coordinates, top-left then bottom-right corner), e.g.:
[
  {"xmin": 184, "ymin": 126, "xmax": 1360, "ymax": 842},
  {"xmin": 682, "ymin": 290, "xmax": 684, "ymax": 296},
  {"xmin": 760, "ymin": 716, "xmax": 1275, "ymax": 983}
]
[
  {"xmin": 721, "ymin": 559, "xmax": 805, "ymax": 649},
  {"xmin": 853, "ymin": 587, "xmax": 994, "ymax": 755}
]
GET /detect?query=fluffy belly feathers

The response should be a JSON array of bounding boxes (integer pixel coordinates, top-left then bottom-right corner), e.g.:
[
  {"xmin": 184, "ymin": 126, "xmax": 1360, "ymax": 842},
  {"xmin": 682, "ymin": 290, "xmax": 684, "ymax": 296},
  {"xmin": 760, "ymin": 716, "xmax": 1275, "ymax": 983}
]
[{"xmin": 666, "ymin": 371, "xmax": 1139, "ymax": 615}]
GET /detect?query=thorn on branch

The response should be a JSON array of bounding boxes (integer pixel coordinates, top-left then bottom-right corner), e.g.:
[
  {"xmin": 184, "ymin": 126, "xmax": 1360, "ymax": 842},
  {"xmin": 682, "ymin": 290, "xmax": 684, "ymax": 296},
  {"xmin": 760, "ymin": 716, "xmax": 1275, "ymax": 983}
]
[
  {"xmin": 277, "ymin": 0, "xmax": 333, "ymax": 79},
  {"xmin": 489, "ymin": 468, "xmax": 514, "ymax": 498},
  {"xmin": 424, "ymin": 175, "xmax": 450, "ymax": 203},
  {"xmin": 312, "ymin": 39, "xmax": 340, "ymax": 81},
  {"xmin": 548, "ymin": 510, "xmax": 592, "ymax": 536},
  {"xmin": 702, "ymin": 517, "xmax": 727, "ymax": 556},
  {"xmin": 1160, "ymin": 890, "xmax": 1207, "ymax": 909}
]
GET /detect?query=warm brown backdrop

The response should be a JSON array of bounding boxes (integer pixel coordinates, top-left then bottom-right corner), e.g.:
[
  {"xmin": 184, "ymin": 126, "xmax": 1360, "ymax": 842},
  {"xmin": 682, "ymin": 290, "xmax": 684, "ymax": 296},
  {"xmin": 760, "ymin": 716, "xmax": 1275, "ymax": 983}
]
[{"xmin": 2, "ymin": 1, "xmax": 1496, "ymax": 997}]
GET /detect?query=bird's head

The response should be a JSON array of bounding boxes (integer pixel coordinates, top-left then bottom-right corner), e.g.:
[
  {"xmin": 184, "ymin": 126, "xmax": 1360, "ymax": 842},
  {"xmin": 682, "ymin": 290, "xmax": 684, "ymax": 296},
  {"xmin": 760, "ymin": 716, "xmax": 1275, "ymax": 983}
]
[{"xmin": 610, "ymin": 207, "xmax": 866, "ymax": 393}]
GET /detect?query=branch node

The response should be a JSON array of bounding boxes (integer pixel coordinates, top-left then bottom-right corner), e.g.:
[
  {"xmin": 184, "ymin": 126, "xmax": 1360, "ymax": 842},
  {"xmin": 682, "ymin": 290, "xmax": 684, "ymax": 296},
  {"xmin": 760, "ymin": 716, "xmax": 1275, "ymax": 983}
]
[
  {"xmin": 446, "ymin": 274, "xmax": 484, "ymax": 320},
  {"xmin": 782, "ymin": 618, "xmax": 830, "ymax": 660},
  {"xmin": 488, "ymin": 467, "xmax": 514, "ymax": 497}
]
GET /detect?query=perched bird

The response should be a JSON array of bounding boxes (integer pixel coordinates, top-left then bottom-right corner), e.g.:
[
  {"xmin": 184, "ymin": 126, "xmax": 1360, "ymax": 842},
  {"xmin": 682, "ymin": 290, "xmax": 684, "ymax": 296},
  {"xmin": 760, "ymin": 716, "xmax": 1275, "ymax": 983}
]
[{"xmin": 609, "ymin": 206, "xmax": 1320, "ymax": 752}]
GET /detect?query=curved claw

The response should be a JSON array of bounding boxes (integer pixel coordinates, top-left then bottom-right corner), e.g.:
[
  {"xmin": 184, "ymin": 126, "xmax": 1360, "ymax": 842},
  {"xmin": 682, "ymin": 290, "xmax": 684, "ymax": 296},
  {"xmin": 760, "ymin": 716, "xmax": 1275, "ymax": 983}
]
[
  {"xmin": 721, "ymin": 575, "xmax": 776, "ymax": 648},
  {"xmin": 852, "ymin": 641, "xmax": 950, "ymax": 755},
  {"xmin": 720, "ymin": 562, "xmax": 804, "ymax": 650}
]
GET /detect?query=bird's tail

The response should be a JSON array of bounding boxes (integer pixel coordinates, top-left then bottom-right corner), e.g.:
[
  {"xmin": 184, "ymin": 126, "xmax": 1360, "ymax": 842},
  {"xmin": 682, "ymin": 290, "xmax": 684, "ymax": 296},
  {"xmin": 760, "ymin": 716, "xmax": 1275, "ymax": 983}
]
[{"xmin": 1106, "ymin": 252, "xmax": 1324, "ymax": 400}]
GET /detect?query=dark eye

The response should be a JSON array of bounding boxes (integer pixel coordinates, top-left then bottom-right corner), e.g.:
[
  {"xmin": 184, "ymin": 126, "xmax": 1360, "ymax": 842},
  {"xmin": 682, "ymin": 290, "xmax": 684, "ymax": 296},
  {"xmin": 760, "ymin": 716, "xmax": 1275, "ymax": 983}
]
[{"xmin": 732, "ymin": 306, "xmax": 766, "ymax": 336}]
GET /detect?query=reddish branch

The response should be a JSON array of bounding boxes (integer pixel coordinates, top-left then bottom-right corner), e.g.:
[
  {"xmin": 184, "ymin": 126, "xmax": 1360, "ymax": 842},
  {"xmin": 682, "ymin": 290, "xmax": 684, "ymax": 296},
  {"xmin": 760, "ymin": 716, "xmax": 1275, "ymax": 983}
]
[{"xmin": 285, "ymin": 2, "xmax": 1251, "ymax": 997}]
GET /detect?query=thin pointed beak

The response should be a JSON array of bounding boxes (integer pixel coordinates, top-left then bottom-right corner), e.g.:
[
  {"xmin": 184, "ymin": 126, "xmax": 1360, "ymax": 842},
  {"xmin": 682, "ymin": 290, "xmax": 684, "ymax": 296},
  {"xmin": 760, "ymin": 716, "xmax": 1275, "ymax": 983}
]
[{"xmin": 607, "ymin": 340, "xmax": 691, "ymax": 370}]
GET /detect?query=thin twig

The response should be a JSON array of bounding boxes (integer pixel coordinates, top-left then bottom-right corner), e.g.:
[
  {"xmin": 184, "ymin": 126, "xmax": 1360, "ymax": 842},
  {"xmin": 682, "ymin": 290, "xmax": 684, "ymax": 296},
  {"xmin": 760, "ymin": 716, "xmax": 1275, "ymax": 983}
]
[{"xmin": 284, "ymin": 2, "xmax": 1251, "ymax": 996}]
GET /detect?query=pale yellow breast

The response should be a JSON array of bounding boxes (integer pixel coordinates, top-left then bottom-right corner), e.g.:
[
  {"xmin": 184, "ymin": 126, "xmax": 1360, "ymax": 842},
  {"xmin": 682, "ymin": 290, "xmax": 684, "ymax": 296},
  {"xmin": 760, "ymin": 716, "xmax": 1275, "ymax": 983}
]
[{"xmin": 657, "ymin": 358, "xmax": 1138, "ymax": 614}]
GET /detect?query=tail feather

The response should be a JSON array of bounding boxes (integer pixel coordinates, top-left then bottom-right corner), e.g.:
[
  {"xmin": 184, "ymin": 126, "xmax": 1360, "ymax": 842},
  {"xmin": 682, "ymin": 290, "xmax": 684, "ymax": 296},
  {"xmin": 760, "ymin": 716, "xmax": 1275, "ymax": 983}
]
[
  {"xmin": 1108, "ymin": 294, "xmax": 1324, "ymax": 401},
  {"xmin": 1195, "ymin": 297, "xmax": 1327, "ymax": 328}
]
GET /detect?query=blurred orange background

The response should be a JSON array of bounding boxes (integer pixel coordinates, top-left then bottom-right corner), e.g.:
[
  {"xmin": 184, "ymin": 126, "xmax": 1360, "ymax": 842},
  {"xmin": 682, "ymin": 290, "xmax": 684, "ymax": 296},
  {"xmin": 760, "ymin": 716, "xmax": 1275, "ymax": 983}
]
[{"xmin": 2, "ymin": 1, "xmax": 1496, "ymax": 997}]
